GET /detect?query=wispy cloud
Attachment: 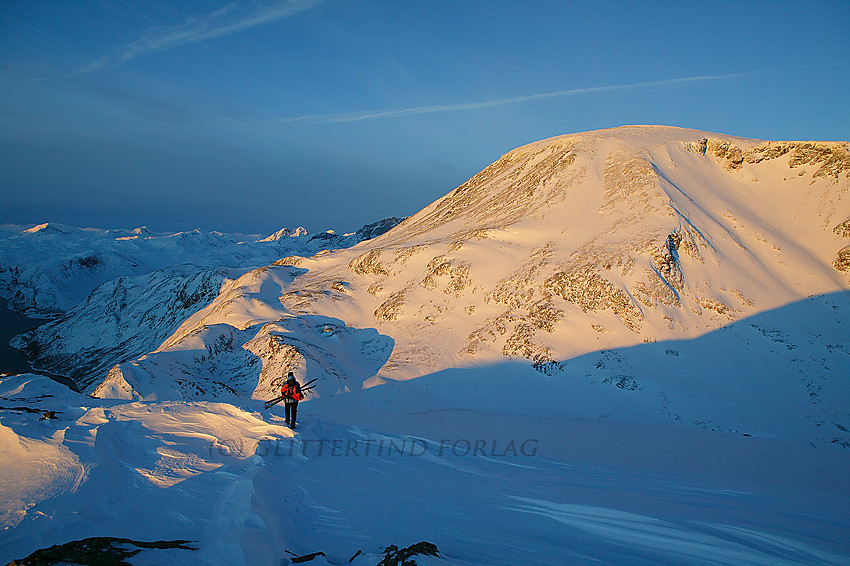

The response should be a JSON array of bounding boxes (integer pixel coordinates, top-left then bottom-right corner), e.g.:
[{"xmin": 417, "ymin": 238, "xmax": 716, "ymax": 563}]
[
  {"xmin": 83, "ymin": 0, "xmax": 324, "ymax": 73},
  {"xmin": 280, "ymin": 72, "xmax": 757, "ymax": 125}
]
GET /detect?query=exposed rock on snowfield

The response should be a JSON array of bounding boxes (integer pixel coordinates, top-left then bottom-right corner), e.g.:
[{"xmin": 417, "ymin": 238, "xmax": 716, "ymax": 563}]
[
  {"xmin": 90, "ymin": 126, "xmax": 849, "ymax": 447},
  {"xmin": 834, "ymin": 219, "xmax": 850, "ymax": 239},
  {"xmin": 834, "ymin": 220, "xmax": 850, "ymax": 274},
  {"xmin": 6, "ymin": 537, "xmax": 197, "ymax": 565},
  {"xmin": 690, "ymin": 137, "xmax": 850, "ymax": 179},
  {"xmin": 834, "ymin": 246, "xmax": 850, "ymax": 272}
]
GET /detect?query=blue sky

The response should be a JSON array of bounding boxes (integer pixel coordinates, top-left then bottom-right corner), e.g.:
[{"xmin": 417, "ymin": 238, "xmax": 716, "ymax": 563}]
[{"xmin": 1, "ymin": 1, "xmax": 848, "ymax": 235}]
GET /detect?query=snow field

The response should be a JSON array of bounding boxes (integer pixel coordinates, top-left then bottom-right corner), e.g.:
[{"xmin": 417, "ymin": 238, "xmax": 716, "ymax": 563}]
[
  {"xmin": 2, "ymin": 126, "xmax": 849, "ymax": 564},
  {"xmin": 0, "ymin": 375, "xmax": 292, "ymax": 563},
  {"xmin": 2, "ymin": 366, "xmax": 849, "ymax": 564}
]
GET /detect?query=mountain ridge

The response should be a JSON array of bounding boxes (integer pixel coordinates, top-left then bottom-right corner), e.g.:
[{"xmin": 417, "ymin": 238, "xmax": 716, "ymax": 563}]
[
  {"xmin": 3, "ymin": 218, "xmax": 403, "ymax": 388},
  {"xmin": 2, "ymin": 126, "xmax": 850, "ymax": 566},
  {"xmin": 89, "ymin": 126, "xmax": 850, "ymax": 447},
  {"xmin": 0, "ymin": 219, "xmax": 404, "ymax": 318}
]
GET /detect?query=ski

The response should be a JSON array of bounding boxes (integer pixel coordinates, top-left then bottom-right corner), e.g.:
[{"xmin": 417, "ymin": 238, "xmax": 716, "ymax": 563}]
[{"xmin": 263, "ymin": 395, "xmax": 285, "ymax": 410}]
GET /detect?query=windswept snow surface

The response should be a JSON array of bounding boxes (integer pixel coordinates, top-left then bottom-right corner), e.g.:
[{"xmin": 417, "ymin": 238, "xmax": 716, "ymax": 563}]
[
  {"xmin": 1, "ymin": 371, "xmax": 849, "ymax": 565},
  {"xmin": 0, "ymin": 374, "xmax": 293, "ymax": 564},
  {"xmin": 1, "ymin": 126, "xmax": 849, "ymax": 564}
]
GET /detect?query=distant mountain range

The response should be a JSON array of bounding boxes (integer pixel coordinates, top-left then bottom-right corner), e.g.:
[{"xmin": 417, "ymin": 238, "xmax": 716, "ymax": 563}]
[{"xmin": 1, "ymin": 218, "xmax": 403, "ymax": 389}]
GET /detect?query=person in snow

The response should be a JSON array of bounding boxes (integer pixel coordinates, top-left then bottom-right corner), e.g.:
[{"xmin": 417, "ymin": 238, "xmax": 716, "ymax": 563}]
[{"xmin": 281, "ymin": 372, "xmax": 304, "ymax": 428}]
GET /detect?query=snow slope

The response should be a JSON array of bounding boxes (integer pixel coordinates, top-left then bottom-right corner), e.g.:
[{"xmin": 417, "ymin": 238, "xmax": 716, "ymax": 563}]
[
  {"xmin": 96, "ymin": 126, "xmax": 850, "ymax": 444},
  {"xmin": 10, "ymin": 265, "xmax": 242, "ymax": 391},
  {"xmin": 1, "ymin": 126, "xmax": 849, "ymax": 565},
  {"xmin": 0, "ymin": 374, "xmax": 294, "ymax": 564},
  {"xmin": 2, "ymin": 218, "xmax": 403, "ymax": 391},
  {"xmin": 2, "ymin": 367, "xmax": 849, "ymax": 565},
  {"xmin": 0, "ymin": 219, "xmax": 403, "ymax": 318}
]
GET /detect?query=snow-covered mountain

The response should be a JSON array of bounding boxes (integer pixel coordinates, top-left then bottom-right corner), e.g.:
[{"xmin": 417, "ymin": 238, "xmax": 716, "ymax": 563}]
[
  {"xmin": 10, "ymin": 265, "xmax": 242, "ymax": 391},
  {"xmin": 0, "ymin": 219, "xmax": 403, "ymax": 318},
  {"xmin": 2, "ymin": 126, "xmax": 849, "ymax": 566},
  {"xmin": 96, "ymin": 126, "xmax": 850, "ymax": 444},
  {"xmin": 2, "ymin": 219, "xmax": 402, "ymax": 390}
]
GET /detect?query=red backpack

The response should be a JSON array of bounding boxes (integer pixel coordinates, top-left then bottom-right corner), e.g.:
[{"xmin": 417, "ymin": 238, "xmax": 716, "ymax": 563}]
[{"xmin": 282, "ymin": 381, "xmax": 303, "ymax": 401}]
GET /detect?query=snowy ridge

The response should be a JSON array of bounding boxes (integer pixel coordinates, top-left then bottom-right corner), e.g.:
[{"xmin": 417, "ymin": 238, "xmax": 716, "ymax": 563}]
[
  {"xmin": 258, "ymin": 226, "xmax": 308, "ymax": 241},
  {"xmin": 92, "ymin": 265, "xmax": 394, "ymax": 402},
  {"xmin": 95, "ymin": 126, "xmax": 850, "ymax": 443},
  {"xmin": 2, "ymin": 126, "xmax": 849, "ymax": 565},
  {"xmin": 2, "ymin": 218, "xmax": 403, "ymax": 392},
  {"xmin": 11, "ymin": 265, "xmax": 243, "ymax": 391},
  {"xmin": 0, "ymin": 219, "xmax": 403, "ymax": 318},
  {"xmin": 2, "ymin": 366, "xmax": 849, "ymax": 565}
]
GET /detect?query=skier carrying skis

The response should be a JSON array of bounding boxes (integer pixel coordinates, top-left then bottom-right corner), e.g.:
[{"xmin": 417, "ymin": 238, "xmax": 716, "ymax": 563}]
[{"xmin": 281, "ymin": 372, "xmax": 304, "ymax": 428}]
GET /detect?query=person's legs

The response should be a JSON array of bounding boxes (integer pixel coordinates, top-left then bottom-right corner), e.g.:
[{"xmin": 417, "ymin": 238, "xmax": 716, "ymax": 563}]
[
  {"xmin": 285, "ymin": 402, "xmax": 292, "ymax": 424},
  {"xmin": 290, "ymin": 402, "xmax": 298, "ymax": 427}
]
